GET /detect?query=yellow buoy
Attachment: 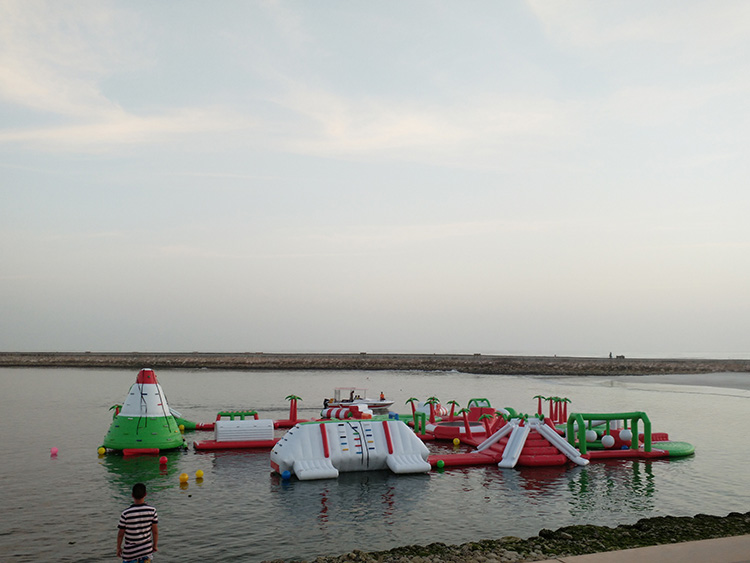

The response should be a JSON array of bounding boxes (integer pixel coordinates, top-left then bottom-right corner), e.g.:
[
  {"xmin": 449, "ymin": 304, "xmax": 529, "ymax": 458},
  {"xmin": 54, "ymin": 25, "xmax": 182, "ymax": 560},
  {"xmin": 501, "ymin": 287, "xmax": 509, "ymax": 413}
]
[
  {"xmin": 453, "ymin": 438, "xmax": 460, "ymax": 446},
  {"xmin": 179, "ymin": 472, "xmax": 189, "ymax": 483},
  {"xmin": 195, "ymin": 469, "xmax": 204, "ymax": 479},
  {"xmin": 97, "ymin": 447, "xmax": 106, "ymax": 455}
]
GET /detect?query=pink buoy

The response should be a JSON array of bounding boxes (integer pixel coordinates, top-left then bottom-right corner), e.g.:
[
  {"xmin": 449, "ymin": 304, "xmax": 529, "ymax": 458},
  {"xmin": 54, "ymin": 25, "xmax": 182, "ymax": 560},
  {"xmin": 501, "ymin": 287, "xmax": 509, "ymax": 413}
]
[
  {"xmin": 50, "ymin": 447, "xmax": 58, "ymax": 456},
  {"xmin": 159, "ymin": 456, "xmax": 168, "ymax": 465}
]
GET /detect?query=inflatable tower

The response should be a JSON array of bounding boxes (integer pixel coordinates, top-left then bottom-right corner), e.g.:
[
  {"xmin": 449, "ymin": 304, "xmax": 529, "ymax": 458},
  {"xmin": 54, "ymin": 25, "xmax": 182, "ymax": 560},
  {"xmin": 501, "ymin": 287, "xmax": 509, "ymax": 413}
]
[{"xmin": 102, "ymin": 368, "xmax": 185, "ymax": 453}]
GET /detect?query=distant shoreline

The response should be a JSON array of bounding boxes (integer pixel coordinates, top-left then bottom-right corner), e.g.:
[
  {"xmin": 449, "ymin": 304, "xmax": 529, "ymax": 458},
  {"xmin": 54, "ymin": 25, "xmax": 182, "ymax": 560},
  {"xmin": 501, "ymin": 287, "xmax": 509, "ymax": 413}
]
[{"xmin": 2, "ymin": 351, "xmax": 750, "ymax": 376}]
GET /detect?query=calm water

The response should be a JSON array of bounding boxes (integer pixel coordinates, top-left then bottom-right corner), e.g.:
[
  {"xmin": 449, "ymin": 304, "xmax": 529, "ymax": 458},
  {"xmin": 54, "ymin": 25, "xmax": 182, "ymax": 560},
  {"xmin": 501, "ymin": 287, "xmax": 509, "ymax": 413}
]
[{"xmin": 1, "ymin": 367, "xmax": 749, "ymax": 562}]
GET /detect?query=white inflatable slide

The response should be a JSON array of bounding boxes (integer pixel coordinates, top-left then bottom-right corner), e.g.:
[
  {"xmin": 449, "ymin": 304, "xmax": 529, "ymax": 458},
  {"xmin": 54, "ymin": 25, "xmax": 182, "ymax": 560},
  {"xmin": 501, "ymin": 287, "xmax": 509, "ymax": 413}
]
[{"xmin": 271, "ymin": 419, "xmax": 431, "ymax": 480}]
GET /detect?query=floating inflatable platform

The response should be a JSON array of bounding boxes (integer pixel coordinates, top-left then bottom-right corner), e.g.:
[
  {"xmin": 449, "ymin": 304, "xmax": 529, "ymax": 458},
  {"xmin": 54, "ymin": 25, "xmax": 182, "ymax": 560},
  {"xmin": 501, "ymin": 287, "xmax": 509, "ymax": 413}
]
[
  {"xmin": 193, "ymin": 414, "xmax": 281, "ymax": 450},
  {"xmin": 172, "ymin": 394, "xmax": 309, "ymax": 431},
  {"xmin": 429, "ymin": 416, "xmax": 589, "ymax": 469},
  {"xmin": 271, "ymin": 419, "xmax": 431, "ymax": 480},
  {"xmin": 406, "ymin": 392, "xmax": 696, "ymax": 470},
  {"xmin": 567, "ymin": 411, "xmax": 696, "ymax": 461}
]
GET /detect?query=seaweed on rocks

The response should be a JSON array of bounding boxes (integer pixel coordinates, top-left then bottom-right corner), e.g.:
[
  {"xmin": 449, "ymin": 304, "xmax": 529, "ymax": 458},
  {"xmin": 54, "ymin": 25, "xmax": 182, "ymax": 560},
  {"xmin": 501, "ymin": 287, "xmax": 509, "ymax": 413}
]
[{"xmin": 263, "ymin": 511, "xmax": 750, "ymax": 563}]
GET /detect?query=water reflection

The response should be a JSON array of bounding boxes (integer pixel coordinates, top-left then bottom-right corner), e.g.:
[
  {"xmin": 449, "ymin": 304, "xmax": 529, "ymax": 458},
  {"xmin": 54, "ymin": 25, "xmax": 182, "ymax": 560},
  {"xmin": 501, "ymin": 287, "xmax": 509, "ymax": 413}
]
[
  {"xmin": 200, "ymin": 448, "xmax": 272, "ymax": 480},
  {"xmin": 567, "ymin": 460, "xmax": 657, "ymax": 517},
  {"xmin": 98, "ymin": 451, "xmax": 182, "ymax": 494},
  {"xmin": 516, "ymin": 465, "xmax": 575, "ymax": 497},
  {"xmin": 269, "ymin": 470, "xmax": 429, "ymax": 527}
]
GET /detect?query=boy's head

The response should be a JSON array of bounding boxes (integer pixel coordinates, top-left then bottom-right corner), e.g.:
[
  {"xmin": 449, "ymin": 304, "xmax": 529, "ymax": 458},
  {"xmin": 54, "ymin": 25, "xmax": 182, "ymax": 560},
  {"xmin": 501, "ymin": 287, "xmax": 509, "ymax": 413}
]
[{"xmin": 132, "ymin": 483, "xmax": 147, "ymax": 500}]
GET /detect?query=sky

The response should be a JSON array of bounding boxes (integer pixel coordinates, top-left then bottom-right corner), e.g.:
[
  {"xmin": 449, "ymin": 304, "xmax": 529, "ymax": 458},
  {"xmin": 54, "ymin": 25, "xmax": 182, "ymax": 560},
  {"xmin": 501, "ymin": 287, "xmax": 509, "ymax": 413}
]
[{"xmin": 2, "ymin": 1, "xmax": 750, "ymax": 357}]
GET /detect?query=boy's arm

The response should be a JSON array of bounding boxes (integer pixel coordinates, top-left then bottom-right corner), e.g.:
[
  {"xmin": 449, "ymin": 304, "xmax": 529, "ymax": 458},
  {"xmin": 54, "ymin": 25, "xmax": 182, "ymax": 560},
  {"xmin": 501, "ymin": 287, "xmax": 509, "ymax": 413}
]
[
  {"xmin": 152, "ymin": 524, "xmax": 158, "ymax": 552},
  {"xmin": 116, "ymin": 528, "xmax": 125, "ymax": 557}
]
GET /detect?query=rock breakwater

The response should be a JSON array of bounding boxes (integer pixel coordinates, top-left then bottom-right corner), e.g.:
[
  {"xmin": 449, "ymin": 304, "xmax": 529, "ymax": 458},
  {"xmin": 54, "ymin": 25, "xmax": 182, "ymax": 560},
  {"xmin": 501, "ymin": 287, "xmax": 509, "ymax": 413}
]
[
  {"xmin": 264, "ymin": 511, "xmax": 750, "ymax": 563},
  {"xmin": 2, "ymin": 352, "xmax": 750, "ymax": 376}
]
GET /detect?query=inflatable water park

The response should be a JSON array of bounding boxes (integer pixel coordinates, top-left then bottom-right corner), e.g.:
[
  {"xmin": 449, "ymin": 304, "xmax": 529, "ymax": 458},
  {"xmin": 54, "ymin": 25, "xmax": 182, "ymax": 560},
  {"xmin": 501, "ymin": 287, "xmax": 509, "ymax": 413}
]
[{"xmin": 99, "ymin": 369, "xmax": 695, "ymax": 481}]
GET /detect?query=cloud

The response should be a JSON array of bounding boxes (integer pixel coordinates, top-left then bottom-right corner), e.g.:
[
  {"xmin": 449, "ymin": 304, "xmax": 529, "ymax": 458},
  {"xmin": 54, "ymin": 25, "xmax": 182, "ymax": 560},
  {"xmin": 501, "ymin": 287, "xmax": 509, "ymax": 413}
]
[
  {"xmin": 0, "ymin": 106, "xmax": 250, "ymax": 151},
  {"xmin": 270, "ymin": 85, "xmax": 574, "ymax": 169},
  {"xmin": 594, "ymin": 83, "xmax": 734, "ymax": 128},
  {"xmin": 0, "ymin": 1, "xmax": 248, "ymax": 151},
  {"xmin": 527, "ymin": 0, "xmax": 750, "ymax": 63},
  {"xmin": 0, "ymin": 1, "xmax": 133, "ymax": 116},
  {"xmin": 2, "ymin": 0, "xmax": 748, "ymax": 171}
]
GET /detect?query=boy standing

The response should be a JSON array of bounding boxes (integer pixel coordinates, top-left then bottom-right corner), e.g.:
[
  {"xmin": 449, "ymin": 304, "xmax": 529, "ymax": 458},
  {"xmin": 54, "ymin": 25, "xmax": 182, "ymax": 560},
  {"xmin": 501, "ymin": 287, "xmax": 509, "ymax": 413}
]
[{"xmin": 117, "ymin": 483, "xmax": 159, "ymax": 562}]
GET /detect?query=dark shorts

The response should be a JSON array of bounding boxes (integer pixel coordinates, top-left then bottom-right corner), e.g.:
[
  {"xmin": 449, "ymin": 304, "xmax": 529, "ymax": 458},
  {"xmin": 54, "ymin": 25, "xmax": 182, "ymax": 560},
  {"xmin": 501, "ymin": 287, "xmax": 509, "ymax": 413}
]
[{"xmin": 123, "ymin": 557, "xmax": 152, "ymax": 563}]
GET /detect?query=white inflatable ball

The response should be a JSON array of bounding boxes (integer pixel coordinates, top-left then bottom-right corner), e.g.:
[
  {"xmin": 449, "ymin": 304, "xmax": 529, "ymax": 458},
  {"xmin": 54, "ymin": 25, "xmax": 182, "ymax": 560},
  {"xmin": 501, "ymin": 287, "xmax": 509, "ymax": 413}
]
[
  {"xmin": 619, "ymin": 429, "xmax": 632, "ymax": 443},
  {"xmin": 585, "ymin": 430, "xmax": 598, "ymax": 442},
  {"xmin": 601, "ymin": 434, "xmax": 615, "ymax": 448}
]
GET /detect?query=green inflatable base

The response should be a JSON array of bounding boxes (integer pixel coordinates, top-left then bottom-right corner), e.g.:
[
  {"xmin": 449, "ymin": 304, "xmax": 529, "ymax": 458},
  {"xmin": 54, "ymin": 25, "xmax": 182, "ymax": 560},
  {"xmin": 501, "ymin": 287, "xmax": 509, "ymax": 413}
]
[
  {"xmin": 654, "ymin": 440, "xmax": 696, "ymax": 458},
  {"xmin": 103, "ymin": 415, "xmax": 186, "ymax": 451}
]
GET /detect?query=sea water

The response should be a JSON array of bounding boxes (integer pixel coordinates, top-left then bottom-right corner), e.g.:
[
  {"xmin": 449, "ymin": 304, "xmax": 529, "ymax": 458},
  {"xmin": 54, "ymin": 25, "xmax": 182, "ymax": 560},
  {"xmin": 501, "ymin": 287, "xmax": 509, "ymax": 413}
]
[{"xmin": 0, "ymin": 367, "xmax": 748, "ymax": 562}]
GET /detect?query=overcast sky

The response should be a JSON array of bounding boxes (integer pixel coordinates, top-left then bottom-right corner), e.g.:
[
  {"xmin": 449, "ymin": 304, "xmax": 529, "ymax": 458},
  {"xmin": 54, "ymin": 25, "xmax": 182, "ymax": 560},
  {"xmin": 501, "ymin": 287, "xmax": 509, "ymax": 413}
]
[{"xmin": 2, "ymin": 1, "xmax": 749, "ymax": 357}]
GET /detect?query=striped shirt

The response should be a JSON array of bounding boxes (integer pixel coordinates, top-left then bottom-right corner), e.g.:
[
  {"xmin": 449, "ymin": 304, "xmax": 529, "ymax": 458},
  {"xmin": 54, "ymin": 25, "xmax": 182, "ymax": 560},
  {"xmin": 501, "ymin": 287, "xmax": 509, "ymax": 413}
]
[{"xmin": 118, "ymin": 503, "xmax": 158, "ymax": 560}]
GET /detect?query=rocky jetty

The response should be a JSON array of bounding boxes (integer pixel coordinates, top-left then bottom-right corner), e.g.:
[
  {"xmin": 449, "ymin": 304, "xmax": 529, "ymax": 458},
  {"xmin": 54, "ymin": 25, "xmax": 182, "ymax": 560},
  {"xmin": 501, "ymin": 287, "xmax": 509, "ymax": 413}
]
[
  {"xmin": 264, "ymin": 512, "xmax": 750, "ymax": 563},
  {"xmin": 2, "ymin": 351, "xmax": 750, "ymax": 376}
]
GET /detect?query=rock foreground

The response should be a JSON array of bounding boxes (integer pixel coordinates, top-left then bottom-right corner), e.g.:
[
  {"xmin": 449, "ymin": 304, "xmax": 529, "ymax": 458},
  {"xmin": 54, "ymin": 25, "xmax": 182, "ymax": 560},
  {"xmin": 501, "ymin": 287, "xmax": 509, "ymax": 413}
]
[
  {"xmin": 265, "ymin": 512, "xmax": 750, "ymax": 563},
  {"xmin": 3, "ymin": 351, "xmax": 750, "ymax": 376}
]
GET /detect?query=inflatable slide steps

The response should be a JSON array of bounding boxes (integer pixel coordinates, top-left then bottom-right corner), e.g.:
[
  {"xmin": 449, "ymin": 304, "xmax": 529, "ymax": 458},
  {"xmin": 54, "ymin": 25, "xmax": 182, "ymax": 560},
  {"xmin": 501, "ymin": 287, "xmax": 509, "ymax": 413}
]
[
  {"xmin": 387, "ymin": 454, "xmax": 433, "ymax": 474},
  {"xmin": 293, "ymin": 458, "xmax": 339, "ymax": 480}
]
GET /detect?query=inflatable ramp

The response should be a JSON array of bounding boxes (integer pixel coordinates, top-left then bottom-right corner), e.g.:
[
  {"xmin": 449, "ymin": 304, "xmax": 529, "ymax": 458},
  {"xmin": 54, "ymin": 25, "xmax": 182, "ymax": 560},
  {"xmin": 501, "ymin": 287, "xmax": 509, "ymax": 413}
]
[{"xmin": 477, "ymin": 416, "xmax": 590, "ymax": 469}]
